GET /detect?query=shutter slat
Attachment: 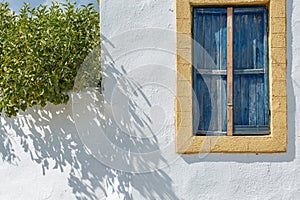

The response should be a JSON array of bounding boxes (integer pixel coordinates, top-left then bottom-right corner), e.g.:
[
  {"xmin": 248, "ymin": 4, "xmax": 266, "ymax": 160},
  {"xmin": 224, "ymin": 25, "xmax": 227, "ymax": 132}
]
[
  {"xmin": 263, "ymin": 8, "xmax": 269, "ymax": 126},
  {"xmin": 257, "ymin": 75, "xmax": 265, "ymax": 125},
  {"xmin": 249, "ymin": 75, "xmax": 257, "ymax": 125},
  {"xmin": 241, "ymin": 76, "xmax": 249, "ymax": 125},
  {"xmin": 233, "ymin": 75, "xmax": 241, "ymax": 125}
]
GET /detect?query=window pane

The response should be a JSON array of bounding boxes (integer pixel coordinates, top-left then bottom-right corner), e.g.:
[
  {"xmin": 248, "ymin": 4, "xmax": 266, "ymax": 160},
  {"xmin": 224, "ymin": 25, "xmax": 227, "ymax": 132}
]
[
  {"xmin": 233, "ymin": 75, "xmax": 268, "ymax": 126},
  {"xmin": 233, "ymin": 7, "xmax": 269, "ymax": 133},
  {"xmin": 193, "ymin": 8, "xmax": 227, "ymax": 70},
  {"xmin": 193, "ymin": 8, "xmax": 227, "ymax": 134},
  {"xmin": 233, "ymin": 7, "xmax": 267, "ymax": 70},
  {"xmin": 193, "ymin": 6, "xmax": 269, "ymax": 135},
  {"xmin": 194, "ymin": 75, "xmax": 227, "ymax": 134}
]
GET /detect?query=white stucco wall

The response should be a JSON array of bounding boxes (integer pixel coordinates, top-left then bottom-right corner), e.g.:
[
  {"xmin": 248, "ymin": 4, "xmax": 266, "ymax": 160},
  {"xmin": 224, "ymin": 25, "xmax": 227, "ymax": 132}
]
[{"xmin": 0, "ymin": 0, "xmax": 300, "ymax": 199}]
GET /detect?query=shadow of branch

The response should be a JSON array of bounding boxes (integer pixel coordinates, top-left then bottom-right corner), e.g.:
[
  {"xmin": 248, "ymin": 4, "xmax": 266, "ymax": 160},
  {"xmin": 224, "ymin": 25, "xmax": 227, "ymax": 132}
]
[{"xmin": 0, "ymin": 62, "xmax": 179, "ymax": 200}]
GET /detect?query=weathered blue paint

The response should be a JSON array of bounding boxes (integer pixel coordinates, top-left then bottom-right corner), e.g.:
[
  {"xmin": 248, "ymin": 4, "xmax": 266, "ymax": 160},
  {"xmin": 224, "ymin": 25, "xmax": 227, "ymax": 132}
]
[
  {"xmin": 193, "ymin": 8, "xmax": 227, "ymax": 134},
  {"xmin": 193, "ymin": 6, "xmax": 269, "ymax": 135},
  {"xmin": 233, "ymin": 6, "xmax": 269, "ymax": 134}
]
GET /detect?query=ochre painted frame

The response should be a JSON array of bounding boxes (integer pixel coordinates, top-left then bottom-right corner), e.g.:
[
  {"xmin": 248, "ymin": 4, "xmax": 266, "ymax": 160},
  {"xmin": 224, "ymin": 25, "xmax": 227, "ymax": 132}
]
[{"xmin": 176, "ymin": 0, "xmax": 287, "ymax": 153}]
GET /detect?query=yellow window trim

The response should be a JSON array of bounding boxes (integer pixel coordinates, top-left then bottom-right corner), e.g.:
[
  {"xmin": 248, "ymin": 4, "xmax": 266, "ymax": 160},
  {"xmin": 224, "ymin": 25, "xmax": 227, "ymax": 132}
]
[{"xmin": 176, "ymin": 0, "xmax": 287, "ymax": 153}]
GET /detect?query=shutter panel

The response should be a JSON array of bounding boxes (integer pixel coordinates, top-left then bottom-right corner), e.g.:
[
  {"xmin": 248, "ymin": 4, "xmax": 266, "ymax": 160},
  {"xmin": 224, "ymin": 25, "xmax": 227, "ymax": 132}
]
[
  {"xmin": 193, "ymin": 8, "xmax": 227, "ymax": 135},
  {"xmin": 233, "ymin": 7, "xmax": 269, "ymax": 134}
]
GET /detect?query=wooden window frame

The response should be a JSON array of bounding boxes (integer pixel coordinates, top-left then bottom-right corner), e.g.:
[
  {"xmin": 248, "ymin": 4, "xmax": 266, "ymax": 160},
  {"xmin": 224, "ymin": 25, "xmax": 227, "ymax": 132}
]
[{"xmin": 176, "ymin": 0, "xmax": 287, "ymax": 153}]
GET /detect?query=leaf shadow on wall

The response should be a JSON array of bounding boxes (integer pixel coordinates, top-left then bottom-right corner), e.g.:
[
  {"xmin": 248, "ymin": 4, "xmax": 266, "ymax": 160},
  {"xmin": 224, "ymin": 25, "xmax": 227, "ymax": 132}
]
[{"xmin": 0, "ymin": 45, "xmax": 179, "ymax": 200}]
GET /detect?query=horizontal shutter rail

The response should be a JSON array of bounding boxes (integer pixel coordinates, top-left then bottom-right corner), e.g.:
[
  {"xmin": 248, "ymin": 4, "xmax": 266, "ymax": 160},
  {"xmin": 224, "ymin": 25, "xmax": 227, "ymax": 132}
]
[
  {"xmin": 194, "ymin": 8, "xmax": 227, "ymax": 14},
  {"xmin": 196, "ymin": 69, "xmax": 227, "ymax": 75},
  {"xmin": 233, "ymin": 7, "xmax": 267, "ymax": 14},
  {"xmin": 234, "ymin": 125, "xmax": 269, "ymax": 128},
  {"xmin": 194, "ymin": 7, "xmax": 267, "ymax": 15},
  {"xmin": 195, "ymin": 126, "xmax": 270, "ymax": 136},
  {"xmin": 233, "ymin": 126, "xmax": 270, "ymax": 135},
  {"xmin": 196, "ymin": 69, "xmax": 265, "ymax": 75},
  {"xmin": 194, "ymin": 130, "xmax": 227, "ymax": 136},
  {"xmin": 233, "ymin": 69, "xmax": 265, "ymax": 75}
]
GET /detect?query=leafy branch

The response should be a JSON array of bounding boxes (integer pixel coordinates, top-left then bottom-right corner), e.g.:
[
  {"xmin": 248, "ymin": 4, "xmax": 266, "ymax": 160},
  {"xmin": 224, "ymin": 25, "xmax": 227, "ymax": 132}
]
[{"xmin": 0, "ymin": 2, "xmax": 101, "ymax": 117}]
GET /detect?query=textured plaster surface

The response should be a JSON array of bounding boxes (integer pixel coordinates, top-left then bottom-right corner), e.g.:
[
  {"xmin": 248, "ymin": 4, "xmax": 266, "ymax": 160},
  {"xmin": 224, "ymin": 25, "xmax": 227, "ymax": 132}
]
[{"xmin": 0, "ymin": 0, "xmax": 299, "ymax": 199}]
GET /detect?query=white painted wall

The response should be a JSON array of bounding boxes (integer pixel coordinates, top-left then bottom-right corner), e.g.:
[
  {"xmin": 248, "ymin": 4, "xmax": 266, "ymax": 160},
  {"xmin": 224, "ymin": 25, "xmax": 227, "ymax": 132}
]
[{"xmin": 0, "ymin": 0, "xmax": 299, "ymax": 199}]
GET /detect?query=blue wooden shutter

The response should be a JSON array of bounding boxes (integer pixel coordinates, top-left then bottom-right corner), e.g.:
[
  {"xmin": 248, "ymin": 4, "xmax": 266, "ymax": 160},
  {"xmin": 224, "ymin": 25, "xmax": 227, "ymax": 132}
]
[
  {"xmin": 233, "ymin": 7, "xmax": 269, "ymax": 134},
  {"xmin": 193, "ymin": 8, "xmax": 227, "ymax": 135}
]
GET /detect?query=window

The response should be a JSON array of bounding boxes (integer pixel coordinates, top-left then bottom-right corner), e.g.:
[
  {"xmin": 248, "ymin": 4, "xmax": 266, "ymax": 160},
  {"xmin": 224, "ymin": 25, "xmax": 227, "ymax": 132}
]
[
  {"xmin": 176, "ymin": 0, "xmax": 287, "ymax": 153},
  {"xmin": 193, "ymin": 6, "xmax": 269, "ymax": 136}
]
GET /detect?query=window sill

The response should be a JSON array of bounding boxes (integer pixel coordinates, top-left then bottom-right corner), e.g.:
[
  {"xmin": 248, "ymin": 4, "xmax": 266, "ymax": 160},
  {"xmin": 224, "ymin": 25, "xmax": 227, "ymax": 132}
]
[{"xmin": 176, "ymin": 134, "xmax": 287, "ymax": 154}]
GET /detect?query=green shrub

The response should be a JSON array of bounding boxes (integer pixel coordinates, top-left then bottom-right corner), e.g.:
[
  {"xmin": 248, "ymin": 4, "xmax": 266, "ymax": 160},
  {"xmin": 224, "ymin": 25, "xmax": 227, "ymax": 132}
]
[{"xmin": 0, "ymin": 2, "xmax": 101, "ymax": 117}]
